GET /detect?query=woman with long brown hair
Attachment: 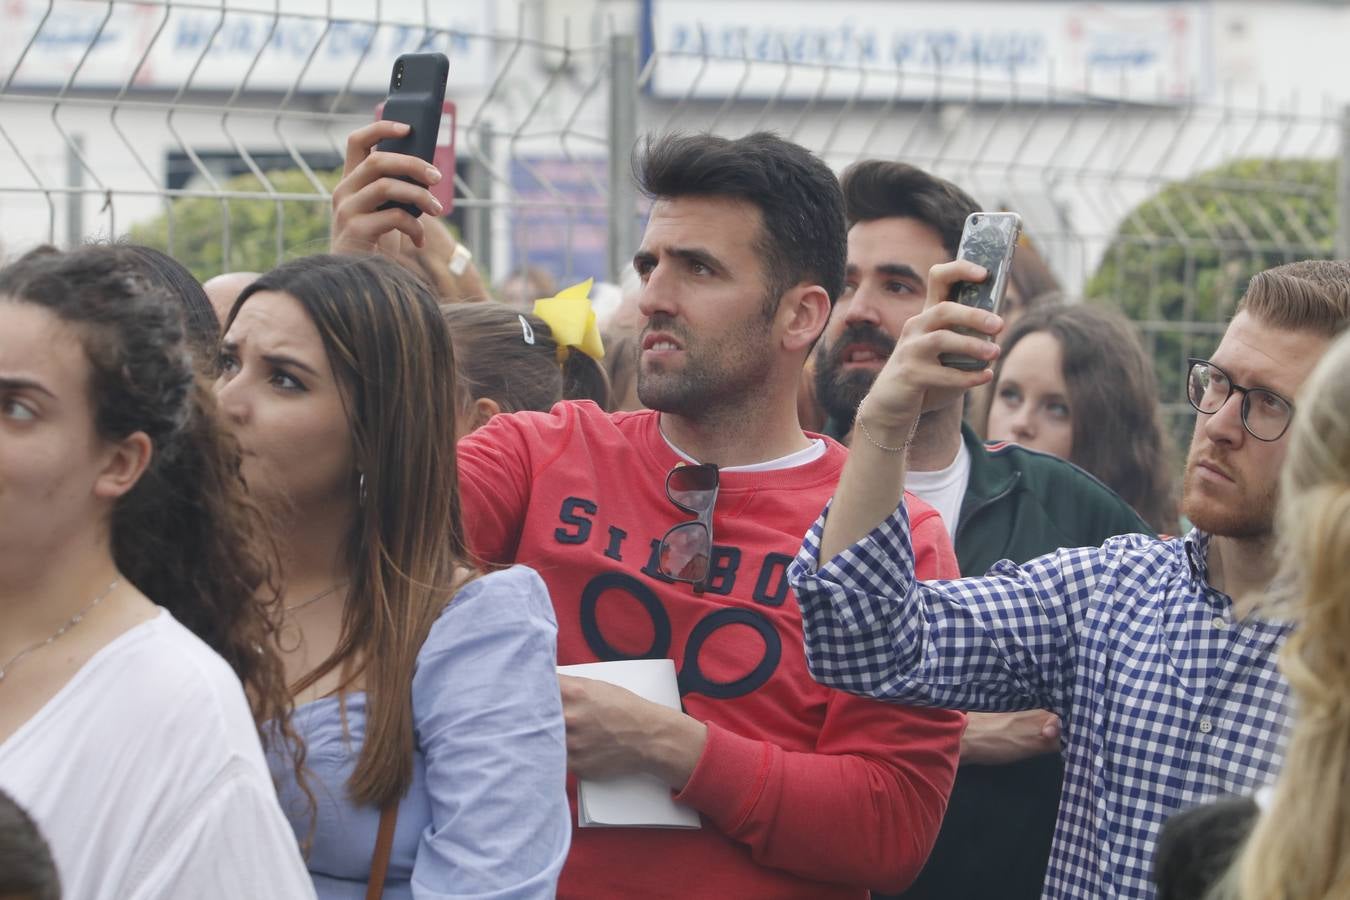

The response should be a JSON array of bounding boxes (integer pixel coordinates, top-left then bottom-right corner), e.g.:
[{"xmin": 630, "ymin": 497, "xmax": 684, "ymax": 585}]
[
  {"xmin": 0, "ymin": 245, "xmax": 312, "ymax": 899},
  {"xmin": 216, "ymin": 254, "xmax": 569, "ymax": 897},
  {"xmin": 981, "ymin": 303, "xmax": 1178, "ymax": 533}
]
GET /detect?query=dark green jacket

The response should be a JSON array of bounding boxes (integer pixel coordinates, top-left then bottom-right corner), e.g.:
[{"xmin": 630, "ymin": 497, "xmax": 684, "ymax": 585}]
[
  {"xmin": 952, "ymin": 423, "xmax": 1153, "ymax": 576},
  {"xmin": 887, "ymin": 425, "xmax": 1154, "ymax": 900}
]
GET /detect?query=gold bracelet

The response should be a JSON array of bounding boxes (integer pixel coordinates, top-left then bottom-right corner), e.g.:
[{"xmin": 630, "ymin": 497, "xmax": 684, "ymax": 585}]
[{"xmin": 853, "ymin": 402, "xmax": 910, "ymax": 454}]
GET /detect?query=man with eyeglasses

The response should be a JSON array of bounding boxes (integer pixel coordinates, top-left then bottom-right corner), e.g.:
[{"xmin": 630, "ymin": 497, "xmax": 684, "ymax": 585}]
[
  {"xmin": 788, "ymin": 258, "xmax": 1350, "ymax": 900},
  {"xmin": 327, "ymin": 130, "xmax": 966, "ymax": 899}
]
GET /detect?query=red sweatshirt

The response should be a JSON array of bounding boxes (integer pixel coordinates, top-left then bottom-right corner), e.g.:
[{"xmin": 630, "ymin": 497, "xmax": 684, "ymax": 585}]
[{"xmin": 458, "ymin": 402, "xmax": 964, "ymax": 899}]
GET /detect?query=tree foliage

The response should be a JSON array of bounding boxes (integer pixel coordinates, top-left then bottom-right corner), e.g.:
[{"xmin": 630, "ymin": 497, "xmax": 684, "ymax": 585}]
[
  {"xmin": 1085, "ymin": 157, "xmax": 1336, "ymax": 450},
  {"xmin": 129, "ymin": 167, "xmax": 342, "ymax": 283}
]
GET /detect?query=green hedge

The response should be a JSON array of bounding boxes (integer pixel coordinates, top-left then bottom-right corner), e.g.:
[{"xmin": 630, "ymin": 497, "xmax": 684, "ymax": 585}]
[
  {"xmin": 1084, "ymin": 157, "xmax": 1336, "ymax": 451},
  {"xmin": 129, "ymin": 167, "xmax": 341, "ymax": 283}
]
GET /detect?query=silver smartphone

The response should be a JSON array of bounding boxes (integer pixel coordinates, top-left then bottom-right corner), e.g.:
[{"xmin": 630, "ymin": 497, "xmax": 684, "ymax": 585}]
[{"xmin": 939, "ymin": 211, "xmax": 1023, "ymax": 371}]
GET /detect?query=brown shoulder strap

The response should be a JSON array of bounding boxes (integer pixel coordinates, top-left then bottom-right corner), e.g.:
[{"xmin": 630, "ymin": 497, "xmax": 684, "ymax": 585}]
[{"xmin": 365, "ymin": 801, "xmax": 400, "ymax": 900}]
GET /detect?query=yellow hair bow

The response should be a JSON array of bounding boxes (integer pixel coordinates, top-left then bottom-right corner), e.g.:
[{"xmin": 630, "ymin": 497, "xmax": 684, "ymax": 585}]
[{"xmin": 532, "ymin": 278, "xmax": 605, "ymax": 363}]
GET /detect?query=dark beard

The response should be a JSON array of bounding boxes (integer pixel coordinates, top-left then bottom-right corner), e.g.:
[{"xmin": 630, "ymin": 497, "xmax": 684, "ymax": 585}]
[
  {"xmin": 637, "ymin": 311, "xmax": 775, "ymax": 419},
  {"xmin": 813, "ymin": 323, "xmax": 897, "ymax": 426}
]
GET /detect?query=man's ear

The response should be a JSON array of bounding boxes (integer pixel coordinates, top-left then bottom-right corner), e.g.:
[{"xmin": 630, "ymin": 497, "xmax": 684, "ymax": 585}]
[
  {"xmin": 470, "ymin": 396, "xmax": 502, "ymax": 432},
  {"xmin": 92, "ymin": 431, "xmax": 154, "ymax": 502},
  {"xmin": 780, "ymin": 283, "xmax": 833, "ymax": 354}
]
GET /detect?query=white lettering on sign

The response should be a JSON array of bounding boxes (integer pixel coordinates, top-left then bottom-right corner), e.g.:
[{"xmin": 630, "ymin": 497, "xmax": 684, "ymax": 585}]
[
  {"xmin": 0, "ymin": 0, "xmax": 495, "ymax": 93},
  {"xmin": 644, "ymin": 1, "xmax": 1209, "ymax": 103}
]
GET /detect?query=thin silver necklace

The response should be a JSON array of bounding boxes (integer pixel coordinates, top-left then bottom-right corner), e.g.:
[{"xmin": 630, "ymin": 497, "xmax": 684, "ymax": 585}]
[
  {"xmin": 0, "ymin": 579, "xmax": 121, "ymax": 683},
  {"xmin": 285, "ymin": 582, "xmax": 348, "ymax": 614}
]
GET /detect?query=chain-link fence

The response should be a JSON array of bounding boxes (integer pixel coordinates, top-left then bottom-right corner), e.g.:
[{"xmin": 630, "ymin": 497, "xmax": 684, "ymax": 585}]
[
  {"xmin": 631, "ymin": 9, "xmax": 1346, "ymax": 446},
  {"xmin": 0, "ymin": 0, "xmax": 618, "ymax": 285},
  {"xmin": 1, "ymin": 0, "xmax": 1345, "ymax": 445}
]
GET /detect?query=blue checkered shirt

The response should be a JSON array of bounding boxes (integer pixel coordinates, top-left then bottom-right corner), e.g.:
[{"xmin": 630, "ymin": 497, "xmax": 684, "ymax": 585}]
[{"xmin": 787, "ymin": 501, "xmax": 1293, "ymax": 900}]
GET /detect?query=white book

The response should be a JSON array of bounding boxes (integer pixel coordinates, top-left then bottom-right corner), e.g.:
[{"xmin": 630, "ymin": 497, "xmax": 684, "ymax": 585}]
[{"xmin": 558, "ymin": 659, "xmax": 703, "ymax": 829}]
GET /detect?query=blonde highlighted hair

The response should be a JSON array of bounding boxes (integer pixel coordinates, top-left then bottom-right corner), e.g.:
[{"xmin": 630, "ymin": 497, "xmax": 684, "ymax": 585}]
[{"xmin": 1219, "ymin": 329, "xmax": 1350, "ymax": 900}]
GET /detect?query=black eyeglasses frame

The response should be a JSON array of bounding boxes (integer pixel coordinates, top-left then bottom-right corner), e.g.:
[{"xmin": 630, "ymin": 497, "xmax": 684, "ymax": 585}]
[{"xmin": 1185, "ymin": 357, "xmax": 1296, "ymax": 442}]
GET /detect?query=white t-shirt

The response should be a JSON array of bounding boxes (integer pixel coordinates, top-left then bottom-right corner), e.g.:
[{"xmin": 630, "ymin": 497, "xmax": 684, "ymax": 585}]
[
  {"xmin": 0, "ymin": 610, "xmax": 315, "ymax": 900},
  {"xmin": 906, "ymin": 440, "xmax": 973, "ymax": 539},
  {"xmin": 663, "ymin": 429, "xmax": 828, "ymax": 472}
]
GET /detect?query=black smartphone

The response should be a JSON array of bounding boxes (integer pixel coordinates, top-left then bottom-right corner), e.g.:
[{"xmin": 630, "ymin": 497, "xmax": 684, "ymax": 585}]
[
  {"xmin": 375, "ymin": 52, "xmax": 450, "ymax": 218},
  {"xmin": 939, "ymin": 211, "xmax": 1023, "ymax": 371}
]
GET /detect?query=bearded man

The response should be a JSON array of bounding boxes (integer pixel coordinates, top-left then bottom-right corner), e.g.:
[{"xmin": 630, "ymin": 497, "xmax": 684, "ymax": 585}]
[{"xmin": 789, "ymin": 259, "xmax": 1350, "ymax": 900}]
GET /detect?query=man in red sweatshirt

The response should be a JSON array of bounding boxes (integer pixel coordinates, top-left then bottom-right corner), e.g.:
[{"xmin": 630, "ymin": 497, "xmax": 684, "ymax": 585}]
[{"xmin": 333, "ymin": 127, "xmax": 964, "ymax": 898}]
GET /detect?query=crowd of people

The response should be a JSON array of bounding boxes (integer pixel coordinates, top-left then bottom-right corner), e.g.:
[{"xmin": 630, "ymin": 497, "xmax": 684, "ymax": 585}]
[{"xmin": 0, "ymin": 114, "xmax": 1347, "ymax": 900}]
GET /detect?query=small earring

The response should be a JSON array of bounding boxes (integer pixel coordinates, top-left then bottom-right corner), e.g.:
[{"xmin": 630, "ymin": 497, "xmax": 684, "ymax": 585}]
[{"xmin": 358, "ymin": 472, "xmax": 367, "ymax": 507}]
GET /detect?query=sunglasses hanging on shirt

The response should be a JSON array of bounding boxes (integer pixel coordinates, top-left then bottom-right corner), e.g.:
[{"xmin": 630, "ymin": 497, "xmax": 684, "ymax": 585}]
[{"xmin": 657, "ymin": 463, "xmax": 719, "ymax": 593}]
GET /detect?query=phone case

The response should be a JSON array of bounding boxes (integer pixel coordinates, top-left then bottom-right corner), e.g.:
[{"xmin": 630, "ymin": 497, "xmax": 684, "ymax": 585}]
[
  {"xmin": 941, "ymin": 212, "xmax": 1022, "ymax": 371},
  {"xmin": 375, "ymin": 52, "xmax": 450, "ymax": 218}
]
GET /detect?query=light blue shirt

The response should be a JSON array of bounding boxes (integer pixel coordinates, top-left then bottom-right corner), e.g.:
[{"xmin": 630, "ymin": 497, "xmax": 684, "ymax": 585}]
[{"xmin": 270, "ymin": 565, "xmax": 571, "ymax": 899}]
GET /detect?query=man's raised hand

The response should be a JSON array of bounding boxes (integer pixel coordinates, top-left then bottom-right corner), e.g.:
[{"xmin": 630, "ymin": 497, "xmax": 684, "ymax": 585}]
[
  {"xmin": 856, "ymin": 259, "xmax": 1005, "ymax": 441},
  {"xmin": 331, "ymin": 120, "xmax": 444, "ymax": 254}
]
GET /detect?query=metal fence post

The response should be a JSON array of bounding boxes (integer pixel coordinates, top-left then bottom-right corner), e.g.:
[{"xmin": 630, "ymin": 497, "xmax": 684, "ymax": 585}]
[
  {"xmin": 1338, "ymin": 104, "xmax": 1350, "ymax": 260},
  {"xmin": 65, "ymin": 134, "xmax": 85, "ymax": 247},
  {"xmin": 468, "ymin": 121, "xmax": 495, "ymax": 279},
  {"xmin": 607, "ymin": 33, "xmax": 639, "ymax": 282}
]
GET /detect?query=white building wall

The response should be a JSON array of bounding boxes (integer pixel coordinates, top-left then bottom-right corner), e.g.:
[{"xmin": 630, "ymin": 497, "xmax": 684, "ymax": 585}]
[{"xmin": 0, "ymin": 0, "xmax": 1343, "ymax": 288}]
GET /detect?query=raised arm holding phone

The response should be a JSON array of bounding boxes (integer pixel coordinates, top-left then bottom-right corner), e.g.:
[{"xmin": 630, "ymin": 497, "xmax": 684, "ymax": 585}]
[
  {"xmin": 819, "ymin": 258, "xmax": 1002, "ymax": 557},
  {"xmin": 790, "ymin": 258, "xmax": 1350, "ymax": 899},
  {"xmin": 814, "ymin": 165, "xmax": 1153, "ymax": 900},
  {"xmin": 332, "ymin": 112, "xmax": 489, "ymax": 303}
]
